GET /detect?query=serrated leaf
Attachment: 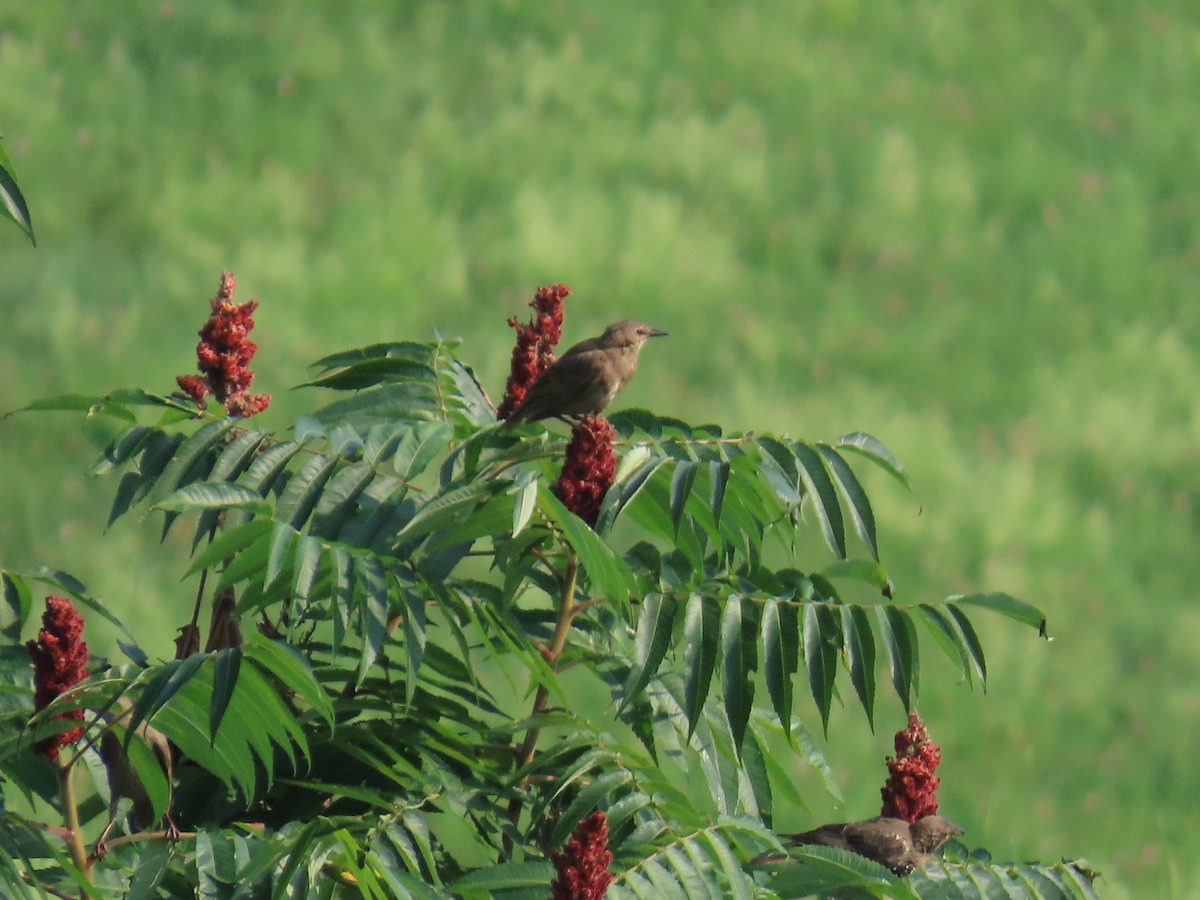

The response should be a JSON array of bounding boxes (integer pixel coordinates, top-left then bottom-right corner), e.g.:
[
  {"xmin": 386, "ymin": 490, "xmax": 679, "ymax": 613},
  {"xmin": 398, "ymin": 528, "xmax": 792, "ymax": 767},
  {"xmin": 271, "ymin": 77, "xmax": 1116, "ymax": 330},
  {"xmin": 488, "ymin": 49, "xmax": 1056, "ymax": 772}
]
[
  {"xmin": 209, "ymin": 647, "xmax": 242, "ymax": 742},
  {"xmin": 822, "ymin": 559, "xmax": 893, "ymax": 595},
  {"xmin": 292, "ymin": 534, "xmax": 324, "ymax": 611},
  {"xmin": 442, "ymin": 356, "xmax": 495, "ymax": 425},
  {"xmin": 619, "ymin": 471, "xmax": 678, "ymax": 547},
  {"xmin": 311, "ymin": 340, "xmax": 439, "ymax": 372},
  {"xmin": 208, "ymin": 428, "xmax": 268, "ymax": 480},
  {"xmin": 794, "ymin": 441, "xmax": 846, "ymax": 559},
  {"xmin": 312, "ymin": 382, "xmax": 443, "ymax": 429},
  {"xmin": 682, "ymin": 592, "xmax": 720, "ymax": 738},
  {"xmin": 108, "ymin": 431, "xmax": 185, "ymax": 525},
  {"xmin": 679, "ymin": 839, "xmax": 723, "ymax": 900},
  {"xmin": 510, "ymin": 473, "xmax": 539, "ymax": 538},
  {"xmin": 20, "ymin": 392, "xmax": 103, "ymax": 413},
  {"xmin": 596, "ymin": 454, "xmax": 667, "ymax": 533},
  {"xmin": 0, "ymin": 142, "xmax": 35, "ymax": 244},
  {"xmin": 447, "ymin": 861, "xmax": 556, "ymax": 891},
  {"xmin": 154, "ymin": 481, "xmax": 271, "ymax": 513},
  {"xmin": 276, "ymin": 452, "xmax": 342, "ymax": 531},
  {"xmin": 355, "ymin": 555, "xmax": 390, "ymax": 685},
  {"xmin": 1, "ymin": 571, "xmax": 32, "ymax": 641},
  {"xmin": 404, "ymin": 586, "xmax": 427, "ymax": 704},
  {"xmin": 699, "ymin": 831, "xmax": 754, "ymax": 900},
  {"xmin": 720, "ymin": 594, "xmax": 756, "ymax": 752},
  {"xmin": 91, "ymin": 423, "xmax": 153, "ymax": 476},
  {"xmin": 709, "ymin": 459, "xmax": 730, "ymax": 525},
  {"xmin": 393, "ymin": 479, "xmax": 499, "ymax": 544},
  {"xmin": 761, "ymin": 597, "xmax": 799, "ymax": 741},
  {"xmin": 214, "ymin": 529, "xmax": 270, "ymax": 591},
  {"xmin": 245, "ymin": 632, "xmax": 334, "ymax": 727},
  {"xmin": 762, "ymin": 844, "xmax": 917, "ymax": 899},
  {"xmin": 300, "ymin": 356, "xmax": 434, "ymax": 390},
  {"xmin": 330, "ymin": 545, "xmax": 353, "ymax": 655},
  {"xmin": 267, "ymin": 521, "xmax": 298, "ymax": 586},
  {"xmin": 817, "ymin": 443, "xmax": 879, "ymax": 560},
  {"xmin": 622, "ymin": 594, "xmax": 679, "ymax": 706},
  {"xmin": 757, "ymin": 436, "xmax": 802, "ymax": 504},
  {"xmin": 126, "ymin": 654, "xmax": 210, "ymax": 741},
  {"xmin": 741, "ymin": 727, "xmax": 773, "ymax": 826},
  {"xmin": 835, "ymin": 432, "xmax": 912, "ymax": 493},
  {"xmin": 613, "ymin": 444, "xmax": 653, "ymax": 480},
  {"xmin": 239, "ymin": 440, "xmax": 303, "ymax": 497},
  {"xmin": 540, "ymin": 487, "xmax": 637, "ymax": 605},
  {"xmin": 803, "ymin": 603, "xmax": 840, "ymax": 735},
  {"xmin": 953, "ymin": 592, "xmax": 1049, "ymax": 636},
  {"xmin": 842, "ymin": 604, "xmax": 877, "ymax": 728},
  {"xmin": 309, "ymin": 462, "xmax": 375, "ymax": 539},
  {"xmin": 640, "ymin": 859, "xmax": 688, "ymax": 900},
  {"xmin": 393, "ymin": 421, "xmax": 455, "ymax": 482},
  {"xmin": 877, "ymin": 605, "xmax": 919, "ymax": 710},
  {"xmin": 945, "ymin": 603, "xmax": 988, "ymax": 688},
  {"xmin": 669, "ymin": 460, "xmax": 699, "ymax": 531},
  {"xmin": 185, "ymin": 518, "xmax": 272, "ymax": 576},
  {"xmin": 918, "ymin": 603, "xmax": 973, "ymax": 685}
]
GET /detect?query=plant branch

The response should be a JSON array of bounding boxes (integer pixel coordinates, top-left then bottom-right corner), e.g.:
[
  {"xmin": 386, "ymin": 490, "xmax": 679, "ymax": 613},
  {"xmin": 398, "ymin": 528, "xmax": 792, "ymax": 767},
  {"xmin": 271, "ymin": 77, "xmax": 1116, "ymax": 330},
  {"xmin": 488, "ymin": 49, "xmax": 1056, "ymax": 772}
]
[
  {"xmin": 56, "ymin": 756, "xmax": 92, "ymax": 883},
  {"xmin": 188, "ymin": 547, "xmax": 213, "ymax": 635},
  {"xmin": 19, "ymin": 873, "xmax": 78, "ymax": 900},
  {"xmin": 98, "ymin": 829, "xmax": 195, "ymax": 854},
  {"xmin": 503, "ymin": 552, "xmax": 580, "ymax": 856}
]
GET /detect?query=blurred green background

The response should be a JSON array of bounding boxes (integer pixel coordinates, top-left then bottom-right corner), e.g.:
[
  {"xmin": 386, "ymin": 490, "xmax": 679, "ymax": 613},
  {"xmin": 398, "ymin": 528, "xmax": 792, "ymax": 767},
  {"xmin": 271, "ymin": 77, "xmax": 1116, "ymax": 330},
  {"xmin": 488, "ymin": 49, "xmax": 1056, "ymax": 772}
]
[{"xmin": 3, "ymin": 3, "xmax": 1197, "ymax": 895}]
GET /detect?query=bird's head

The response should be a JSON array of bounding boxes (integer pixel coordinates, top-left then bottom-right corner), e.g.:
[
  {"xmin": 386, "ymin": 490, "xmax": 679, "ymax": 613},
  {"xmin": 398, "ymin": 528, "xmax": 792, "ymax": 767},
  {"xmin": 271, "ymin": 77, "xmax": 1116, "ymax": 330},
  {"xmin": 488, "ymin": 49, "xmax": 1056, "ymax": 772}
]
[
  {"xmin": 600, "ymin": 320, "xmax": 668, "ymax": 349},
  {"xmin": 909, "ymin": 815, "xmax": 964, "ymax": 854}
]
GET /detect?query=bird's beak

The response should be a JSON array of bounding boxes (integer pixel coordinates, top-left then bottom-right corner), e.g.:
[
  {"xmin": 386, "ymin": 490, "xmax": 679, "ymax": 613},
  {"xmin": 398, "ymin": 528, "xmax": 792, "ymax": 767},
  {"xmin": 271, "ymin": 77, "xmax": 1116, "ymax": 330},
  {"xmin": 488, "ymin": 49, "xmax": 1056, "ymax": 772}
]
[{"xmin": 647, "ymin": 328, "xmax": 668, "ymax": 338}]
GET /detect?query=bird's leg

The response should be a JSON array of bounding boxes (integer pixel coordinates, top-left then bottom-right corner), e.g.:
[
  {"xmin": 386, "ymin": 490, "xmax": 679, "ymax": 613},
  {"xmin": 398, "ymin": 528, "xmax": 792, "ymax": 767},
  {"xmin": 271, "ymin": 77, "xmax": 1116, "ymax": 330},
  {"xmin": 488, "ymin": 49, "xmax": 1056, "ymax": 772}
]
[
  {"xmin": 163, "ymin": 812, "xmax": 181, "ymax": 842},
  {"xmin": 90, "ymin": 807, "xmax": 120, "ymax": 861}
]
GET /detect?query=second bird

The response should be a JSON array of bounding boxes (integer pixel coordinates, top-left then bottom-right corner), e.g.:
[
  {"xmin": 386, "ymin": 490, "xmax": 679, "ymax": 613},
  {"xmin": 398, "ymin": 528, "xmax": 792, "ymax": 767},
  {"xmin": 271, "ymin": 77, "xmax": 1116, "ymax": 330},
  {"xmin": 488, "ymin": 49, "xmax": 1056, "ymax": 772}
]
[
  {"xmin": 505, "ymin": 320, "xmax": 667, "ymax": 425},
  {"xmin": 776, "ymin": 814, "xmax": 963, "ymax": 877}
]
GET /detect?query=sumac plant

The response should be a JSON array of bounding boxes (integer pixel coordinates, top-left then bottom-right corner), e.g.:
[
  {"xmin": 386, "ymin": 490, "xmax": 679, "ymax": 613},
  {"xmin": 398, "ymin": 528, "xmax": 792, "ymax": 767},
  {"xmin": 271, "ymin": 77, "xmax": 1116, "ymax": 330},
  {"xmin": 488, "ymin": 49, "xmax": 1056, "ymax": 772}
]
[{"xmin": 0, "ymin": 278, "xmax": 1097, "ymax": 899}]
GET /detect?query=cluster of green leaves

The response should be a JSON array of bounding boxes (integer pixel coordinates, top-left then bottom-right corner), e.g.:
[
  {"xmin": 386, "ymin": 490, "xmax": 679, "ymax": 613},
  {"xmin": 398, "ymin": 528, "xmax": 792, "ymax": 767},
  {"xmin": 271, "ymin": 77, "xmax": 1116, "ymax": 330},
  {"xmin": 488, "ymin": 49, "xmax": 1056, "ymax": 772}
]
[
  {"xmin": 0, "ymin": 338, "xmax": 1089, "ymax": 898},
  {"xmin": 761, "ymin": 841, "xmax": 1100, "ymax": 900}
]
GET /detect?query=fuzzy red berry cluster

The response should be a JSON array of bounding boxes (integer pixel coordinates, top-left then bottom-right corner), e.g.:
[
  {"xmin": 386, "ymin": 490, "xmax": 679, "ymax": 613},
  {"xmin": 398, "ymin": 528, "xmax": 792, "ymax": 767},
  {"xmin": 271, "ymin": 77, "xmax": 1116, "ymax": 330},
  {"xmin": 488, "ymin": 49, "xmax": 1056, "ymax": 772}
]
[
  {"xmin": 880, "ymin": 711, "xmax": 943, "ymax": 822},
  {"xmin": 553, "ymin": 416, "xmax": 616, "ymax": 528},
  {"xmin": 176, "ymin": 271, "xmax": 270, "ymax": 418},
  {"xmin": 551, "ymin": 811, "xmax": 613, "ymax": 900},
  {"xmin": 26, "ymin": 596, "xmax": 89, "ymax": 760},
  {"xmin": 497, "ymin": 283, "xmax": 567, "ymax": 420}
]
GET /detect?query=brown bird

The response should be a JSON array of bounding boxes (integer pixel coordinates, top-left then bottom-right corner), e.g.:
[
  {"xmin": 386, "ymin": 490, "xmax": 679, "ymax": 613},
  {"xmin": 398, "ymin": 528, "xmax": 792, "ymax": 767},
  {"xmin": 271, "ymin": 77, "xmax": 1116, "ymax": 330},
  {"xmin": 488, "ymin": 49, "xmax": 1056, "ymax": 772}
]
[
  {"xmin": 92, "ymin": 696, "xmax": 179, "ymax": 859},
  {"xmin": 505, "ymin": 320, "xmax": 667, "ymax": 425},
  {"xmin": 768, "ymin": 814, "xmax": 963, "ymax": 876}
]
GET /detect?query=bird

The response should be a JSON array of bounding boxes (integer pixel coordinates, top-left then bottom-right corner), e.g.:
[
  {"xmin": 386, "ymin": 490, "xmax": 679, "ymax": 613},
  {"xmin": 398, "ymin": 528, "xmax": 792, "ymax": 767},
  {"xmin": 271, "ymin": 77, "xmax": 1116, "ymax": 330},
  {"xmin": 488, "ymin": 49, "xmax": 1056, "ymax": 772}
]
[
  {"xmin": 762, "ymin": 814, "xmax": 963, "ymax": 877},
  {"xmin": 504, "ymin": 320, "xmax": 667, "ymax": 425},
  {"xmin": 92, "ymin": 696, "xmax": 179, "ymax": 859}
]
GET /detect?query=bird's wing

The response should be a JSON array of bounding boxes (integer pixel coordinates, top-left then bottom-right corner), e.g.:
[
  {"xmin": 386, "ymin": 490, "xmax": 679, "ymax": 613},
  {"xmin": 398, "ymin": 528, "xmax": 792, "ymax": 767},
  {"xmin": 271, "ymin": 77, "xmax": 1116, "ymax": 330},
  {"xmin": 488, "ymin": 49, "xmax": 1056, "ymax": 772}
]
[
  {"xmin": 842, "ymin": 818, "xmax": 914, "ymax": 869},
  {"xmin": 511, "ymin": 350, "xmax": 608, "ymax": 421},
  {"xmin": 783, "ymin": 823, "xmax": 852, "ymax": 850}
]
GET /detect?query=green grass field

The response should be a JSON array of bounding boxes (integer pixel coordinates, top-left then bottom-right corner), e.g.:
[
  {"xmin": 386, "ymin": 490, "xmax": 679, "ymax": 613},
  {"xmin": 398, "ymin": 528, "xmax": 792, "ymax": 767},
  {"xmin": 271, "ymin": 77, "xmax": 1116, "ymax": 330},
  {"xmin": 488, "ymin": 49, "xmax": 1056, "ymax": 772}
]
[{"xmin": 4, "ymin": 3, "xmax": 1199, "ymax": 895}]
